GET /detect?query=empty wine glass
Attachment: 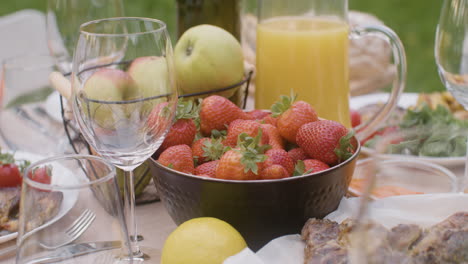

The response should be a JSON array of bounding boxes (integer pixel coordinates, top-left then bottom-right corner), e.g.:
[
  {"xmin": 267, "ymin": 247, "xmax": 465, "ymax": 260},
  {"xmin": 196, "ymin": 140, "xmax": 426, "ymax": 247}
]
[
  {"xmin": 435, "ymin": 0, "xmax": 468, "ymax": 192},
  {"xmin": 16, "ymin": 155, "xmax": 131, "ymax": 264},
  {"xmin": 72, "ymin": 17, "xmax": 178, "ymax": 262},
  {"xmin": 346, "ymin": 126, "xmax": 468, "ymax": 264},
  {"xmin": 46, "ymin": 0, "xmax": 124, "ymax": 74}
]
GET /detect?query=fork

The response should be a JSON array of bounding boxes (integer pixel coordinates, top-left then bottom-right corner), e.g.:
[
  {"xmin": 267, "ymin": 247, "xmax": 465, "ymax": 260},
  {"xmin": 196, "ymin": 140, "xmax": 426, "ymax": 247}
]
[
  {"xmin": 39, "ymin": 209, "xmax": 96, "ymax": 250},
  {"xmin": 0, "ymin": 209, "xmax": 96, "ymax": 256}
]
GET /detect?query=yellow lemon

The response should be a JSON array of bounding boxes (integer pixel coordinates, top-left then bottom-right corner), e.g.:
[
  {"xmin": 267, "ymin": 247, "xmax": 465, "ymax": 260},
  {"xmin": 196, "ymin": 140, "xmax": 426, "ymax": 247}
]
[{"xmin": 161, "ymin": 217, "xmax": 247, "ymax": 264}]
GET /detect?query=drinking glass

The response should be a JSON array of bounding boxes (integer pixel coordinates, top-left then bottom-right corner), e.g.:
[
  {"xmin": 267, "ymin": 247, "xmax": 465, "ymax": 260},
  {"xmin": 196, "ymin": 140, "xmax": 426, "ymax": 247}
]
[
  {"xmin": 0, "ymin": 54, "xmax": 63, "ymax": 155},
  {"xmin": 345, "ymin": 127, "xmax": 468, "ymax": 264},
  {"xmin": 435, "ymin": 0, "xmax": 468, "ymax": 192},
  {"xmin": 46, "ymin": 0, "xmax": 125, "ymax": 74},
  {"xmin": 16, "ymin": 155, "xmax": 131, "ymax": 263},
  {"xmin": 255, "ymin": 0, "xmax": 406, "ymax": 138},
  {"xmin": 72, "ymin": 17, "xmax": 178, "ymax": 262}
]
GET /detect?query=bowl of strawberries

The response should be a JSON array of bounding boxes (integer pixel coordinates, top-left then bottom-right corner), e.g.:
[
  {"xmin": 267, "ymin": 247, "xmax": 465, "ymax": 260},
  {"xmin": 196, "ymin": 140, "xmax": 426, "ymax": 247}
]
[{"xmin": 149, "ymin": 95, "xmax": 360, "ymax": 250}]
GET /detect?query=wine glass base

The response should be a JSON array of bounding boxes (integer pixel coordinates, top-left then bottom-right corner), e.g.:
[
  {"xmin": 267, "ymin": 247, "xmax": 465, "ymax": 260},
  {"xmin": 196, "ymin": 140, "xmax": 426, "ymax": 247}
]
[{"xmin": 117, "ymin": 246, "xmax": 161, "ymax": 264}]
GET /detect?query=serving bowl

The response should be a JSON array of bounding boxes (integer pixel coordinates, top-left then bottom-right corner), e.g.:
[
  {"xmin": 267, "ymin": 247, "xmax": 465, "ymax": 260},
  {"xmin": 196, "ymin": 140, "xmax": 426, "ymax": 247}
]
[{"xmin": 149, "ymin": 141, "xmax": 360, "ymax": 250}]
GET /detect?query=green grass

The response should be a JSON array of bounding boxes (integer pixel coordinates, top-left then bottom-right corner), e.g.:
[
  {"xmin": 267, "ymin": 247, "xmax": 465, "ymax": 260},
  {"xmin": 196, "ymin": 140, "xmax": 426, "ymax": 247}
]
[
  {"xmin": 0, "ymin": 0, "xmax": 445, "ymax": 93},
  {"xmin": 350, "ymin": 0, "xmax": 445, "ymax": 93}
]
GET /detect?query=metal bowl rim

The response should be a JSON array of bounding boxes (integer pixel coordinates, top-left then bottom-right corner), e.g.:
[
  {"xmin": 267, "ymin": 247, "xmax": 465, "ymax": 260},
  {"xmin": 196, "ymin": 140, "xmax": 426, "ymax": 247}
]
[{"xmin": 150, "ymin": 140, "xmax": 361, "ymax": 184}]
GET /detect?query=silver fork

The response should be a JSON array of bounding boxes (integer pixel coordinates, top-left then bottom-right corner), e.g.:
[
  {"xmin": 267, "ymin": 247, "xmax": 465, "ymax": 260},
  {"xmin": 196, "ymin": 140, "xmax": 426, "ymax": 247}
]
[
  {"xmin": 39, "ymin": 209, "xmax": 96, "ymax": 250},
  {"xmin": 0, "ymin": 209, "xmax": 96, "ymax": 256}
]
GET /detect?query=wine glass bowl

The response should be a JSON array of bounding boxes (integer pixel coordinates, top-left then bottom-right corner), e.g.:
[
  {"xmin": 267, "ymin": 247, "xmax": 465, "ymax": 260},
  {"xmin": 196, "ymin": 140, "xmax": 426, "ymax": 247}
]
[
  {"xmin": 46, "ymin": 0, "xmax": 125, "ymax": 74},
  {"xmin": 72, "ymin": 17, "xmax": 178, "ymax": 262},
  {"xmin": 346, "ymin": 126, "xmax": 468, "ymax": 264},
  {"xmin": 435, "ymin": 0, "xmax": 468, "ymax": 108}
]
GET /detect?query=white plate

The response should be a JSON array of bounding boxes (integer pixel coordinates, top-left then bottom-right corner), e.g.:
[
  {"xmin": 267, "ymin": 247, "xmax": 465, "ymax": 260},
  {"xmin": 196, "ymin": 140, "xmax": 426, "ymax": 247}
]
[
  {"xmin": 350, "ymin": 92, "xmax": 419, "ymax": 110},
  {"xmin": 352, "ymin": 93, "xmax": 465, "ymax": 167},
  {"xmin": 0, "ymin": 151, "xmax": 79, "ymax": 243}
]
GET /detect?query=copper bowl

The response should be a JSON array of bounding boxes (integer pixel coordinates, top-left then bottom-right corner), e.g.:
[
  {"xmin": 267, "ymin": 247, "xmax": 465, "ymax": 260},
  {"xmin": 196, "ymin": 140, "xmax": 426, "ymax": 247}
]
[{"xmin": 149, "ymin": 142, "xmax": 360, "ymax": 251}]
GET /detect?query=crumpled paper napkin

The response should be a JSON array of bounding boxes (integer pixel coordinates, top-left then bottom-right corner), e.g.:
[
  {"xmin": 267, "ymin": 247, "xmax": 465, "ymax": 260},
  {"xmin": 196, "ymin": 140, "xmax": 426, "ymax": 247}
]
[{"xmin": 224, "ymin": 193, "xmax": 468, "ymax": 264}]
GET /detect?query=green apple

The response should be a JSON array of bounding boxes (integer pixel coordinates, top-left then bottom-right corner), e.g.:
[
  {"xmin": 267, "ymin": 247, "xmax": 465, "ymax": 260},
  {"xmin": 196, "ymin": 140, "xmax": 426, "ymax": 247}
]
[
  {"xmin": 127, "ymin": 56, "xmax": 170, "ymax": 113},
  {"xmin": 82, "ymin": 68, "xmax": 136, "ymax": 129},
  {"xmin": 174, "ymin": 24, "xmax": 244, "ymax": 99}
]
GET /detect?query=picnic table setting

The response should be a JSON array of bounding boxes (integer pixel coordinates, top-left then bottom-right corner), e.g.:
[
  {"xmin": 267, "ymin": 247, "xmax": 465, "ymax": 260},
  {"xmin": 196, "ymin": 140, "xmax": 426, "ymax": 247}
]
[{"xmin": 0, "ymin": 0, "xmax": 467, "ymax": 263}]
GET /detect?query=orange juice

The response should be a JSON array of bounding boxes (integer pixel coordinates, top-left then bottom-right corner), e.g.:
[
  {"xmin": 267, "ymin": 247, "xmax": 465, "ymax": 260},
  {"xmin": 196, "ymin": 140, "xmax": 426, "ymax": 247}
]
[{"xmin": 255, "ymin": 17, "xmax": 350, "ymax": 127}]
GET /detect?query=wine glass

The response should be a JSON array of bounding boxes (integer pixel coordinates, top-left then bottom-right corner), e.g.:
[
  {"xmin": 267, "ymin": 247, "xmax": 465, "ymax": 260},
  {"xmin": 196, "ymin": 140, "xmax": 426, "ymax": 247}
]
[
  {"xmin": 46, "ymin": 0, "xmax": 125, "ymax": 74},
  {"xmin": 16, "ymin": 155, "xmax": 132, "ymax": 263},
  {"xmin": 435, "ymin": 0, "xmax": 468, "ymax": 192},
  {"xmin": 345, "ymin": 127, "xmax": 468, "ymax": 264},
  {"xmin": 71, "ymin": 17, "xmax": 178, "ymax": 262}
]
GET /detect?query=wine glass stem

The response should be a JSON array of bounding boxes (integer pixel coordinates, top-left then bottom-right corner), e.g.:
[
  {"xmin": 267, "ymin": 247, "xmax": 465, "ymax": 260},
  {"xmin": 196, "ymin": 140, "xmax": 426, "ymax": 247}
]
[
  {"xmin": 463, "ymin": 137, "xmax": 468, "ymax": 193},
  {"xmin": 123, "ymin": 169, "xmax": 142, "ymax": 257}
]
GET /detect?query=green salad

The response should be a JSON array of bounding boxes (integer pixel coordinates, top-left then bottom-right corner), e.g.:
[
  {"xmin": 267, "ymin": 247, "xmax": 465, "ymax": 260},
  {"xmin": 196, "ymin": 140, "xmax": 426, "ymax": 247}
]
[{"xmin": 365, "ymin": 104, "xmax": 468, "ymax": 158}]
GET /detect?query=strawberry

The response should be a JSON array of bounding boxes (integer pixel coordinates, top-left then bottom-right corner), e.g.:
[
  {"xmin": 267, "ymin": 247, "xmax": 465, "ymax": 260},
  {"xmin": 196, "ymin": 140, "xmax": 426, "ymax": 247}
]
[
  {"xmin": 261, "ymin": 124, "xmax": 285, "ymax": 150},
  {"xmin": 195, "ymin": 160, "xmax": 219, "ymax": 178},
  {"xmin": 224, "ymin": 119, "xmax": 269, "ymax": 147},
  {"xmin": 158, "ymin": 144, "xmax": 195, "ymax": 174},
  {"xmin": 161, "ymin": 119, "xmax": 197, "ymax": 151},
  {"xmin": 260, "ymin": 164, "xmax": 289, "ymax": 180},
  {"xmin": 247, "ymin": 109, "xmax": 270, "ymax": 120},
  {"xmin": 261, "ymin": 114, "xmax": 278, "ymax": 126},
  {"xmin": 264, "ymin": 149, "xmax": 294, "ymax": 176},
  {"xmin": 296, "ymin": 120, "xmax": 356, "ymax": 165},
  {"xmin": 160, "ymin": 99, "xmax": 199, "ymax": 151},
  {"xmin": 350, "ymin": 109, "xmax": 362, "ymax": 128},
  {"xmin": 288, "ymin": 148, "xmax": 309, "ymax": 163},
  {"xmin": 272, "ymin": 96, "xmax": 319, "ymax": 144},
  {"xmin": 294, "ymin": 159, "xmax": 330, "ymax": 176},
  {"xmin": 215, "ymin": 132, "xmax": 269, "ymax": 180},
  {"xmin": 199, "ymin": 95, "xmax": 250, "ymax": 136},
  {"xmin": 192, "ymin": 137, "xmax": 229, "ymax": 164}
]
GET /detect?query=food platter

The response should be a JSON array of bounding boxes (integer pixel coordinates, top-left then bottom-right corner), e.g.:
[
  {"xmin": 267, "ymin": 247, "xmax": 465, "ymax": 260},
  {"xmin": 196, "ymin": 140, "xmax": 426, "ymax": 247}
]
[
  {"xmin": 351, "ymin": 93, "xmax": 466, "ymax": 167},
  {"xmin": 0, "ymin": 151, "xmax": 78, "ymax": 243}
]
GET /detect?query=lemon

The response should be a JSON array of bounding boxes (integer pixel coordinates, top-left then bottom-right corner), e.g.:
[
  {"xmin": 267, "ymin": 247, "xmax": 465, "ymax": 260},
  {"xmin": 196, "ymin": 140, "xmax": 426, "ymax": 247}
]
[{"xmin": 161, "ymin": 217, "xmax": 247, "ymax": 264}]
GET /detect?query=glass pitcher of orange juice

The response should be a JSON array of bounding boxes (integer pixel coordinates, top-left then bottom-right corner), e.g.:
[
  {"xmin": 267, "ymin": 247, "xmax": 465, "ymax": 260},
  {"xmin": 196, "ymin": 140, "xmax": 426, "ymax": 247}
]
[{"xmin": 255, "ymin": 0, "xmax": 406, "ymax": 139}]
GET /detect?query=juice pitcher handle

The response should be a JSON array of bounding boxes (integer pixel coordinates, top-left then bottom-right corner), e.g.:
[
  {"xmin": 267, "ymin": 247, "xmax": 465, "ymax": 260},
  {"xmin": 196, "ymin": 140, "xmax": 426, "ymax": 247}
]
[{"xmin": 350, "ymin": 25, "xmax": 407, "ymax": 142}]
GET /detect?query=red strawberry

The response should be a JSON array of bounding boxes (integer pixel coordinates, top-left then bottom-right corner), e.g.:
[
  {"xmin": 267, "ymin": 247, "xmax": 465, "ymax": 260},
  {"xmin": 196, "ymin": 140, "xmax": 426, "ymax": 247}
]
[
  {"xmin": 260, "ymin": 164, "xmax": 289, "ymax": 180},
  {"xmin": 287, "ymin": 148, "xmax": 309, "ymax": 163},
  {"xmin": 350, "ymin": 109, "xmax": 362, "ymax": 128},
  {"xmin": 195, "ymin": 160, "xmax": 219, "ymax": 178},
  {"xmin": 248, "ymin": 109, "xmax": 270, "ymax": 120},
  {"xmin": 223, "ymin": 119, "xmax": 269, "ymax": 147},
  {"xmin": 157, "ymin": 144, "xmax": 194, "ymax": 174},
  {"xmin": 296, "ymin": 120, "xmax": 356, "ymax": 165},
  {"xmin": 215, "ymin": 132, "xmax": 269, "ymax": 180},
  {"xmin": 264, "ymin": 149, "xmax": 294, "ymax": 176},
  {"xmin": 161, "ymin": 119, "xmax": 197, "ymax": 151},
  {"xmin": 261, "ymin": 114, "xmax": 278, "ymax": 126},
  {"xmin": 199, "ymin": 95, "xmax": 250, "ymax": 136},
  {"xmin": 261, "ymin": 124, "xmax": 285, "ymax": 150},
  {"xmin": 148, "ymin": 102, "xmax": 174, "ymax": 135},
  {"xmin": 272, "ymin": 96, "xmax": 319, "ymax": 144},
  {"xmin": 303, "ymin": 159, "xmax": 330, "ymax": 174},
  {"xmin": 192, "ymin": 137, "xmax": 229, "ymax": 164},
  {"xmin": 215, "ymin": 149, "xmax": 265, "ymax": 180}
]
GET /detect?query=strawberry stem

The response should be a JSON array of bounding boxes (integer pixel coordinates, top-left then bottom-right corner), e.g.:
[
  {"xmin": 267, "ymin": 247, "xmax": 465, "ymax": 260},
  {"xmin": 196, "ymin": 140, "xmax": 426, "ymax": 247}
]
[
  {"xmin": 237, "ymin": 129, "xmax": 270, "ymax": 174},
  {"xmin": 270, "ymin": 94, "xmax": 297, "ymax": 117},
  {"xmin": 334, "ymin": 130, "xmax": 356, "ymax": 163}
]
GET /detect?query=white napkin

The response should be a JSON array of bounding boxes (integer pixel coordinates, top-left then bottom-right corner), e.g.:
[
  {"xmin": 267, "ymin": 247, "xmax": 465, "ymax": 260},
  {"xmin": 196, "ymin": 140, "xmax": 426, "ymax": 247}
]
[{"xmin": 224, "ymin": 193, "xmax": 468, "ymax": 264}]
